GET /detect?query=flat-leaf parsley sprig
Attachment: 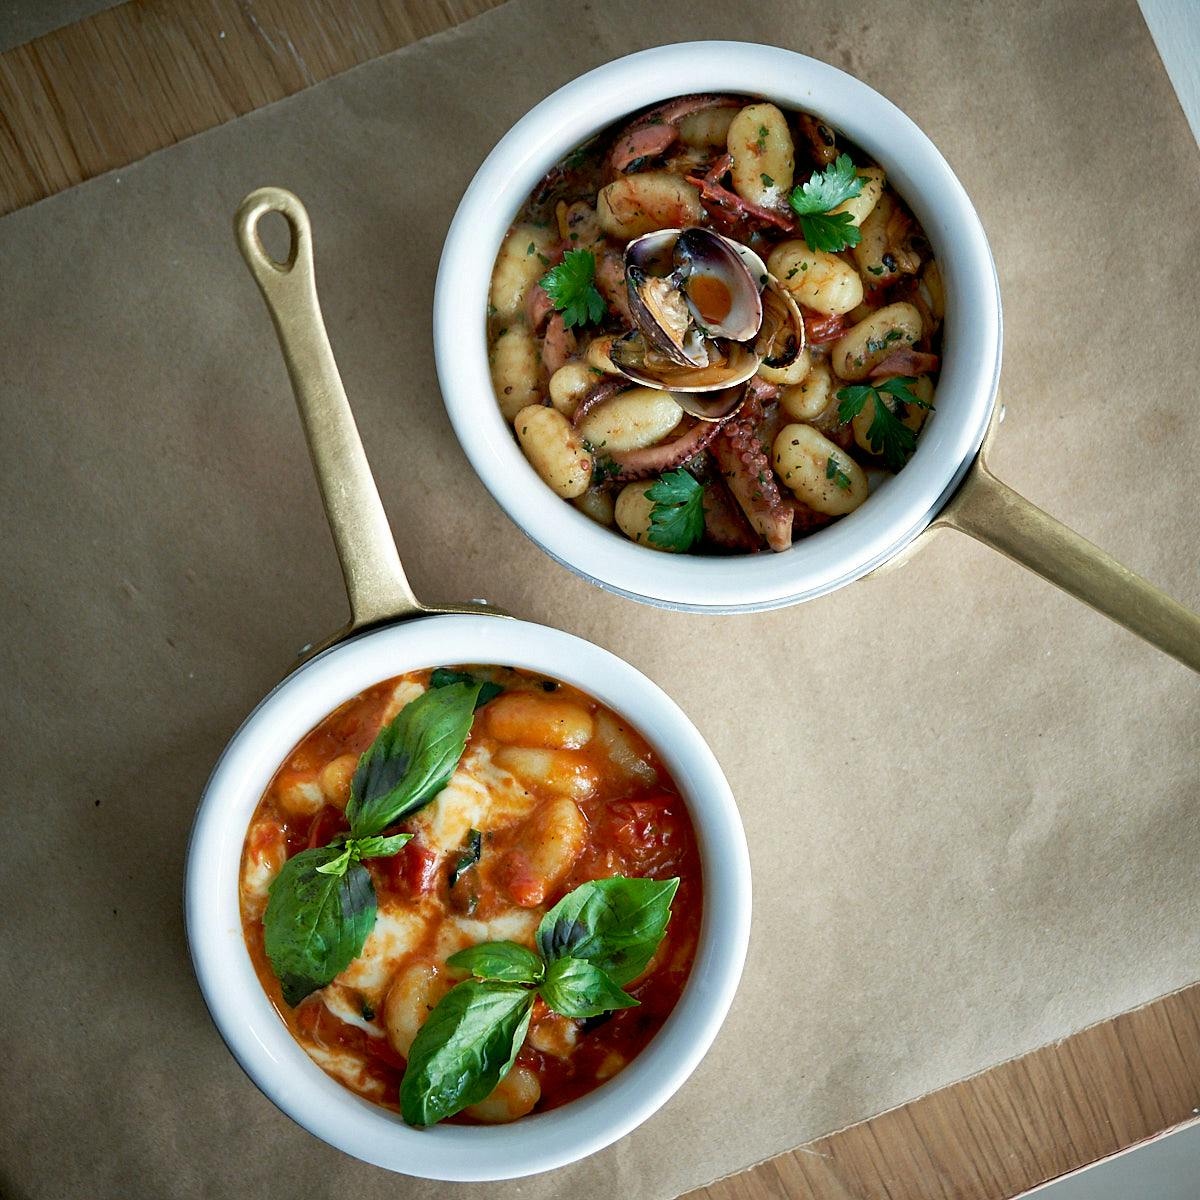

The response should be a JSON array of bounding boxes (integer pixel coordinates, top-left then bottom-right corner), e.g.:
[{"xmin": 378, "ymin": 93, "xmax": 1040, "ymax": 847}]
[
  {"xmin": 400, "ymin": 875, "xmax": 679, "ymax": 1127},
  {"xmin": 645, "ymin": 469, "xmax": 706, "ymax": 552},
  {"xmin": 835, "ymin": 376, "xmax": 933, "ymax": 472},
  {"xmin": 539, "ymin": 248, "xmax": 606, "ymax": 329},
  {"xmin": 788, "ymin": 153, "xmax": 864, "ymax": 253}
]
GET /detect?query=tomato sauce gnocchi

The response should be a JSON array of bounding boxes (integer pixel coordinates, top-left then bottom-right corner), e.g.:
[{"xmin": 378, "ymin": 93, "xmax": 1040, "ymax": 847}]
[{"xmin": 239, "ymin": 666, "xmax": 702, "ymax": 1121}]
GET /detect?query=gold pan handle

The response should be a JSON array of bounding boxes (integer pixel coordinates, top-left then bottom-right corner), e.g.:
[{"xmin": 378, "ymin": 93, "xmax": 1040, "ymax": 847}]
[
  {"xmin": 936, "ymin": 449, "xmax": 1200, "ymax": 674},
  {"xmin": 235, "ymin": 186, "xmax": 426, "ymax": 636}
]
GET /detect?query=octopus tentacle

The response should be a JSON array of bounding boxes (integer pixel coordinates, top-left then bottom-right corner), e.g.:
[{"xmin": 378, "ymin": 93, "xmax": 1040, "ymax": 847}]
[
  {"xmin": 695, "ymin": 452, "xmax": 760, "ymax": 551},
  {"xmin": 687, "ymin": 154, "xmax": 795, "ymax": 233},
  {"xmin": 571, "ymin": 376, "xmax": 632, "ymax": 427},
  {"xmin": 868, "ymin": 348, "xmax": 940, "ymax": 379},
  {"xmin": 711, "ymin": 395, "xmax": 793, "ymax": 552},
  {"xmin": 606, "ymin": 94, "xmax": 744, "ymax": 176},
  {"xmin": 611, "ymin": 417, "xmax": 730, "ymax": 481},
  {"xmin": 541, "ymin": 314, "xmax": 577, "ymax": 377}
]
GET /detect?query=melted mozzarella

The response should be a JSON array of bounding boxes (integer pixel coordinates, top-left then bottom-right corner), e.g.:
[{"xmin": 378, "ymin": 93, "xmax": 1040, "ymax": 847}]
[
  {"xmin": 322, "ymin": 983, "xmax": 385, "ymax": 1038},
  {"xmin": 381, "ymin": 680, "xmax": 426, "ymax": 722},
  {"xmin": 335, "ymin": 905, "xmax": 429, "ymax": 1001},
  {"xmin": 239, "ymin": 821, "xmax": 286, "ymax": 915},
  {"xmin": 306, "ymin": 1042, "xmax": 386, "ymax": 1100},
  {"xmin": 409, "ymin": 745, "xmax": 537, "ymax": 853},
  {"xmin": 433, "ymin": 911, "xmax": 541, "ymax": 962}
]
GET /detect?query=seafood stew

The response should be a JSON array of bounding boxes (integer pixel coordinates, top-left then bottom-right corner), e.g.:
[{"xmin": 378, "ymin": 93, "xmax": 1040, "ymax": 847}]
[
  {"xmin": 239, "ymin": 665, "xmax": 701, "ymax": 1126},
  {"xmin": 487, "ymin": 94, "xmax": 943, "ymax": 555}
]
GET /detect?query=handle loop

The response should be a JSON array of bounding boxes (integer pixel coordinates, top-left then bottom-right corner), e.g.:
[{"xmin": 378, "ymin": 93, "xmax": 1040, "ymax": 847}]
[{"xmin": 235, "ymin": 187, "xmax": 425, "ymax": 639}]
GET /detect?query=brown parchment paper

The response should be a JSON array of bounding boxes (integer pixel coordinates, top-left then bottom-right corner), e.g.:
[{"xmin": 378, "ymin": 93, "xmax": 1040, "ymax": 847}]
[{"xmin": 1, "ymin": 1, "xmax": 1198, "ymax": 1197}]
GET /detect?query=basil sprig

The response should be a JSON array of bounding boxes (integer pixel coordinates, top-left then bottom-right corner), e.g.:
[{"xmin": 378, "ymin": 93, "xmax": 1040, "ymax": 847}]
[
  {"xmin": 262, "ymin": 681, "xmax": 482, "ymax": 1005},
  {"xmin": 262, "ymin": 845, "xmax": 379, "ymax": 1006},
  {"xmin": 400, "ymin": 875, "xmax": 678, "ymax": 1127},
  {"xmin": 346, "ymin": 680, "xmax": 482, "ymax": 837}
]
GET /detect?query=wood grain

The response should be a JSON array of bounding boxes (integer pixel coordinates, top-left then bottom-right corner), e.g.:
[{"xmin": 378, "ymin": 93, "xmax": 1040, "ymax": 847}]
[
  {"xmin": 688, "ymin": 982, "xmax": 1200, "ymax": 1200},
  {"xmin": 2, "ymin": 3, "xmax": 1198, "ymax": 1198},
  {"xmin": 0, "ymin": 0, "xmax": 504, "ymax": 216}
]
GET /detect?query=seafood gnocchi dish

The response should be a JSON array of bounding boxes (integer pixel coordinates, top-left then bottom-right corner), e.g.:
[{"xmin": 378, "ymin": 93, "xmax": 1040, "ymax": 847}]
[
  {"xmin": 239, "ymin": 665, "xmax": 700, "ymax": 1126},
  {"xmin": 488, "ymin": 94, "xmax": 943, "ymax": 554}
]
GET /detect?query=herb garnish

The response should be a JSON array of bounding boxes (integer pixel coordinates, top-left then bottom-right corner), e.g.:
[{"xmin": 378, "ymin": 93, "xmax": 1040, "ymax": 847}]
[
  {"xmin": 788, "ymin": 153, "xmax": 864, "ymax": 253},
  {"xmin": 430, "ymin": 666, "xmax": 503, "ymax": 708},
  {"xmin": 645, "ymin": 469, "xmax": 706, "ymax": 552},
  {"xmin": 825, "ymin": 456, "xmax": 852, "ymax": 491},
  {"xmin": 400, "ymin": 876, "xmax": 678, "ymax": 1126},
  {"xmin": 835, "ymin": 376, "xmax": 933, "ymax": 471},
  {"xmin": 448, "ymin": 828, "xmax": 483, "ymax": 888},
  {"xmin": 539, "ymin": 249, "xmax": 606, "ymax": 330},
  {"xmin": 262, "ymin": 681, "xmax": 483, "ymax": 1004}
]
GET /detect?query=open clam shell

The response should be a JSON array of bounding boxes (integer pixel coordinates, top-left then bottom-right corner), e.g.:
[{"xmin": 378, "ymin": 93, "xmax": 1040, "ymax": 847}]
[
  {"xmin": 672, "ymin": 227, "xmax": 763, "ymax": 342},
  {"xmin": 610, "ymin": 330, "xmax": 761, "ymax": 397},
  {"xmin": 756, "ymin": 276, "xmax": 806, "ymax": 370},
  {"xmin": 618, "ymin": 227, "xmax": 770, "ymax": 396}
]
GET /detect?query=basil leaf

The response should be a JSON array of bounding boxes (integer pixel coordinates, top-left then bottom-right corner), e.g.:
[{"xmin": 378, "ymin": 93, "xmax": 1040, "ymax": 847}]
[
  {"xmin": 399, "ymin": 980, "xmax": 534, "ymax": 1127},
  {"xmin": 430, "ymin": 667, "xmax": 503, "ymax": 708},
  {"xmin": 536, "ymin": 876, "xmax": 679, "ymax": 987},
  {"xmin": 448, "ymin": 828, "xmax": 482, "ymax": 887},
  {"xmin": 346, "ymin": 681, "xmax": 481, "ymax": 837},
  {"xmin": 353, "ymin": 832, "xmax": 411, "ymax": 858},
  {"xmin": 263, "ymin": 846, "xmax": 376, "ymax": 1006},
  {"xmin": 447, "ymin": 941, "xmax": 545, "ymax": 984},
  {"xmin": 539, "ymin": 956, "xmax": 638, "ymax": 1019}
]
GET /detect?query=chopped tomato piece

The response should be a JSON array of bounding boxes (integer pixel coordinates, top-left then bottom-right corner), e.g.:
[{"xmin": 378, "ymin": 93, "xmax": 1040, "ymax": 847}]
[
  {"xmin": 382, "ymin": 840, "xmax": 440, "ymax": 900},
  {"xmin": 306, "ymin": 805, "xmax": 347, "ymax": 851}
]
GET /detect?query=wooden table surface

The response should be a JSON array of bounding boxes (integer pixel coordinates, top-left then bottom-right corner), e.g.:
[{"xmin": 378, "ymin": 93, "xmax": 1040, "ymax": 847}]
[{"xmin": 3, "ymin": 2, "xmax": 1197, "ymax": 1197}]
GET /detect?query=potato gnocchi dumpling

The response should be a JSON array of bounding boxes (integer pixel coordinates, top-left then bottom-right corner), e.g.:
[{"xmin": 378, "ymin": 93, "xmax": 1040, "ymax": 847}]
[
  {"xmin": 488, "ymin": 94, "xmax": 942, "ymax": 556},
  {"xmin": 239, "ymin": 666, "xmax": 702, "ymax": 1122}
]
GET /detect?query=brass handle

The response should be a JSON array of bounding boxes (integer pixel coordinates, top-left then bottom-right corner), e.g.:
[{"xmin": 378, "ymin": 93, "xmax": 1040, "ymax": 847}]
[
  {"xmin": 234, "ymin": 186, "xmax": 425, "ymax": 633},
  {"xmin": 936, "ymin": 456, "xmax": 1200, "ymax": 673}
]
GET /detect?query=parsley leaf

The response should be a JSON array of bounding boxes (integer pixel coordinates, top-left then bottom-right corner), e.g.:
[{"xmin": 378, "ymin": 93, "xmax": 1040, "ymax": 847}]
[
  {"xmin": 825, "ymin": 456, "xmax": 852, "ymax": 491},
  {"xmin": 835, "ymin": 376, "xmax": 932, "ymax": 472},
  {"xmin": 645, "ymin": 469, "xmax": 706, "ymax": 551},
  {"xmin": 796, "ymin": 211, "xmax": 862, "ymax": 253},
  {"xmin": 539, "ymin": 249, "xmax": 606, "ymax": 330},
  {"xmin": 788, "ymin": 153, "xmax": 865, "ymax": 252}
]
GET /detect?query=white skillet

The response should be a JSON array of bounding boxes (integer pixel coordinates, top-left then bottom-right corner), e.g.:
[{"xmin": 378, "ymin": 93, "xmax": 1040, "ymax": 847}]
[
  {"xmin": 184, "ymin": 188, "xmax": 751, "ymax": 1181},
  {"xmin": 436, "ymin": 42, "xmax": 1200, "ymax": 671}
]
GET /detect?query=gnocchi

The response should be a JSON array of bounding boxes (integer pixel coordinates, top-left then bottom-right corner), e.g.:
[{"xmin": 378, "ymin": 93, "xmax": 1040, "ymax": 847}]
[
  {"xmin": 773, "ymin": 423, "xmax": 868, "ymax": 516},
  {"xmin": 727, "ymin": 102, "xmax": 795, "ymax": 211},
  {"xmin": 514, "ymin": 405, "xmax": 593, "ymax": 498},
  {"xmin": 490, "ymin": 326, "xmax": 543, "ymax": 421}
]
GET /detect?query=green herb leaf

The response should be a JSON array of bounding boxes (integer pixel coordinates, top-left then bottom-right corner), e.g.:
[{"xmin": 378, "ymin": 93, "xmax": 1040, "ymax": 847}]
[
  {"xmin": 825, "ymin": 455, "xmax": 852, "ymax": 492},
  {"xmin": 430, "ymin": 667, "xmax": 503, "ymax": 708},
  {"xmin": 645, "ymin": 469, "xmax": 706, "ymax": 552},
  {"xmin": 313, "ymin": 831, "xmax": 411, "ymax": 876},
  {"xmin": 788, "ymin": 154, "xmax": 864, "ymax": 252},
  {"xmin": 447, "ymin": 941, "xmax": 545, "ymax": 984},
  {"xmin": 539, "ymin": 249, "xmax": 607, "ymax": 330},
  {"xmin": 788, "ymin": 153, "xmax": 863, "ymax": 215},
  {"xmin": 539, "ymin": 956, "xmax": 639, "ymax": 1019},
  {"xmin": 399, "ymin": 980, "xmax": 535, "ymax": 1126},
  {"xmin": 448, "ymin": 828, "xmax": 483, "ymax": 887},
  {"xmin": 346, "ymin": 682, "xmax": 482, "ymax": 837},
  {"xmin": 536, "ymin": 875, "xmax": 679, "ymax": 987},
  {"xmin": 797, "ymin": 211, "xmax": 862, "ymax": 253},
  {"xmin": 263, "ymin": 846, "xmax": 377, "ymax": 1006},
  {"xmin": 835, "ymin": 376, "xmax": 931, "ymax": 472}
]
